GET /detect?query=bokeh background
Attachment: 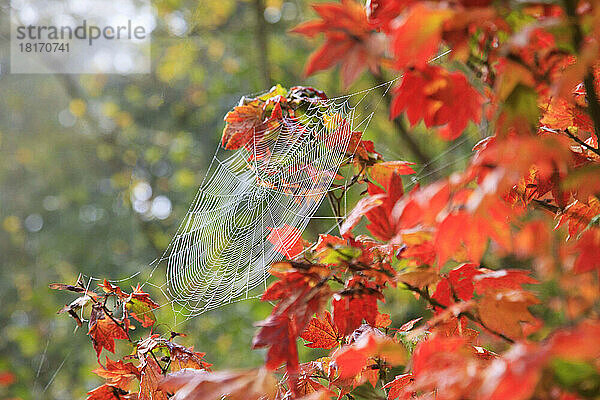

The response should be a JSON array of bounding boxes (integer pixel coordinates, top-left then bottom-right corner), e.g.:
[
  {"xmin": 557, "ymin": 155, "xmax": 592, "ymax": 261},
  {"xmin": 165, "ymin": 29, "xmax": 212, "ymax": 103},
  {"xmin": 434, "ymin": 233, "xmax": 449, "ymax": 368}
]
[{"xmin": 0, "ymin": 0, "xmax": 477, "ymax": 398}]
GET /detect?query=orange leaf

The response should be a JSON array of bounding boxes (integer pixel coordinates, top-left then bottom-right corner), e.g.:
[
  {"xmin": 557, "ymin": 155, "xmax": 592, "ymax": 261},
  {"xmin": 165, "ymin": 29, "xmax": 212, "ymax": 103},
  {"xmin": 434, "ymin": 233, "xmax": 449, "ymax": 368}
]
[
  {"xmin": 86, "ymin": 384, "xmax": 136, "ymax": 400},
  {"xmin": 221, "ymin": 100, "xmax": 263, "ymax": 150},
  {"xmin": 397, "ymin": 268, "xmax": 440, "ymax": 289},
  {"xmin": 301, "ymin": 311, "xmax": 341, "ymax": 349},
  {"xmin": 333, "ymin": 331, "xmax": 406, "ymax": 379},
  {"xmin": 165, "ymin": 342, "xmax": 212, "ymax": 372},
  {"xmin": 477, "ymin": 289, "xmax": 540, "ymax": 339},
  {"xmin": 92, "ymin": 358, "xmax": 139, "ymax": 391},
  {"xmin": 88, "ymin": 305, "xmax": 129, "ymax": 359},
  {"xmin": 139, "ymin": 356, "xmax": 168, "ymax": 400},
  {"xmin": 473, "ymin": 269, "xmax": 538, "ymax": 294}
]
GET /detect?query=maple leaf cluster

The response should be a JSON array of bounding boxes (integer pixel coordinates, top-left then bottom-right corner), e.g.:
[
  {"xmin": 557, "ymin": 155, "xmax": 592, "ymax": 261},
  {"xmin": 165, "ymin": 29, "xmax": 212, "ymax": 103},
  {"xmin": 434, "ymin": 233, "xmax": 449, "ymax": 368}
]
[
  {"xmin": 51, "ymin": 279, "xmax": 214, "ymax": 400},
  {"xmin": 52, "ymin": 0, "xmax": 600, "ymax": 399}
]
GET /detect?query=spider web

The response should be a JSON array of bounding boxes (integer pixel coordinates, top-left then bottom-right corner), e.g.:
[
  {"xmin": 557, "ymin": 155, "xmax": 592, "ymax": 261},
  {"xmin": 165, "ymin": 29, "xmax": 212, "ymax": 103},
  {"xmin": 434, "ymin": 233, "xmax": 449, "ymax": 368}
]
[
  {"xmin": 142, "ymin": 85, "xmax": 388, "ymax": 318},
  {"xmin": 39, "ymin": 53, "xmax": 478, "ymax": 394}
]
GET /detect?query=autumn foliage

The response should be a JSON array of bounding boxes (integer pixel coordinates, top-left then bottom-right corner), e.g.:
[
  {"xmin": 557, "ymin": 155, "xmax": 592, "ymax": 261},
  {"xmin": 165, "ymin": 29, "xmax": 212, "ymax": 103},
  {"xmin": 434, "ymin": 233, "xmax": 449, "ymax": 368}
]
[{"xmin": 51, "ymin": 0, "xmax": 600, "ymax": 399}]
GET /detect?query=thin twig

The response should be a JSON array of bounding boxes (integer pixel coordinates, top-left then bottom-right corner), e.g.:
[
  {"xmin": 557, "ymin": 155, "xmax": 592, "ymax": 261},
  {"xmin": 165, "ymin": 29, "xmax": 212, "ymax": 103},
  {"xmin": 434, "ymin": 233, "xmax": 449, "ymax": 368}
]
[
  {"xmin": 563, "ymin": 129, "xmax": 600, "ymax": 157},
  {"xmin": 327, "ymin": 191, "xmax": 344, "ymax": 231}
]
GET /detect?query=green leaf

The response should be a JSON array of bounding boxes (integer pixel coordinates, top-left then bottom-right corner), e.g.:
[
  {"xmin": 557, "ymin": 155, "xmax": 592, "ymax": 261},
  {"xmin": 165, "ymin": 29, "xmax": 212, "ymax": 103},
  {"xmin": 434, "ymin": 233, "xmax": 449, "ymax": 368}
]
[{"xmin": 551, "ymin": 358, "xmax": 600, "ymax": 397}]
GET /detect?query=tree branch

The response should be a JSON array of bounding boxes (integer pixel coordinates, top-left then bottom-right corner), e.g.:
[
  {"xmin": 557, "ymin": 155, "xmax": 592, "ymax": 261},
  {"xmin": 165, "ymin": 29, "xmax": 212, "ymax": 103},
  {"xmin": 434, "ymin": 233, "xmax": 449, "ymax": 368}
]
[
  {"xmin": 327, "ymin": 191, "xmax": 344, "ymax": 232},
  {"xmin": 402, "ymin": 282, "xmax": 515, "ymax": 344},
  {"xmin": 564, "ymin": 0, "xmax": 600, "ymax": 139},
  {"xmin": 564, "ymin": 128, "xmax": 600, "ymax": 157}
]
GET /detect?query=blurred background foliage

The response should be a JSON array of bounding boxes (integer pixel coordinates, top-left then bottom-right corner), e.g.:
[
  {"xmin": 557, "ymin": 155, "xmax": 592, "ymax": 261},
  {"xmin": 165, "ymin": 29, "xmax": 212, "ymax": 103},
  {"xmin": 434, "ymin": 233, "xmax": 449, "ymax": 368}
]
[{"xmin": 0, "ymin": 0, "xmax": 478, "ymax": 398}]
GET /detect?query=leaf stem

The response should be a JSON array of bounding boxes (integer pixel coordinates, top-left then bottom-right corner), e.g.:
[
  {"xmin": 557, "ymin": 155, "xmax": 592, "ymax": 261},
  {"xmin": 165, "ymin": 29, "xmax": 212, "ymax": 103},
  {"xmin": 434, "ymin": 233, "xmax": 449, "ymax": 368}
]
[{"xmin": 564, "ymin": 128, "xmax": 600, "ymax": 157}]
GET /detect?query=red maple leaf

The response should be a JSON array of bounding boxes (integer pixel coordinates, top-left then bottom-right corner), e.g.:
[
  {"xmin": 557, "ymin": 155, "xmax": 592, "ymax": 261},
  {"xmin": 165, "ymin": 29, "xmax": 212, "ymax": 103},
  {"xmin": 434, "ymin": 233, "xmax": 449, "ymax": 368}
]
[
  {"xmin": 434, "ymin": 210, "xmax": 508, "ymax": 266},
  {"xmin": 267, "ymin": 224, "xmax": 304, "ymax": 259},
  {"xmin": 253, "ymin": 262, "xmax": 331, "ymax": 395},
  {"xmin": 221, "ymin": 100, "xmax": 264, "ymax": 150},
  {"xmin": 92, "ymin": 357, "xmax": 139, "ymax": 391},
  {"xmin": 411, "ymin": 335, "xmax": 483, "ymax": 399},
  {"xmin": 333, "ymin": 278, "xmax": 382, "ymax": 336},
  {"xmin": 383, "ymin": 373, "xmax": 415, "ymax": 400},
  {"xmin": 432, "ymin": 263, "xmax": 479, "ymax": 310},
  {"xmin": 391, "ymin": 65, "xmax": 484, "ymax": 140},
  {"xmin": 88, "ymin": 305, "xmax": 129, "ymax": 359},
  {"xmin": 301, "ymin": 311, "xmax": 341, "ymax": 349},
  {"xmin": 333, "ymin": 331, "xmax": 406, "ymax": 380},
  {"xmin": 341, "ymin": 162, "xmax": 412, "ymax": 240},
  {"xmin": 390, "ymin": 3, "xmax": 453, "ymax": 69},
  {"xmin": 540, "ymin": 97, "xmax": 593, "ymax": 132},
  {"xmin": 473, "ymin": 269, "xmax": 538, "ymax": 294},
  {"xmin": 291, "ymin": 0, "xmax": 384, "ymax": 88},
  {"xmin": 571, "ymin": 228, "xmax": 600, "ymax": 273},
  {"xmin": 86, "ymin": 384, "xmax": 136, "ymax": 400}
]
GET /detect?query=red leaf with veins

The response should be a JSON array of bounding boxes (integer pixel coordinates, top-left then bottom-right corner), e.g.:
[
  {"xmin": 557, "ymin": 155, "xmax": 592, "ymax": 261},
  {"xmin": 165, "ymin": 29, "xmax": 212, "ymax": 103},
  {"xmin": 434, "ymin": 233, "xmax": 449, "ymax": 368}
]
[
  {"xmin": 391, "ymin": 65, "xmax": 483, "ymax": 140},
  {"xmin": 92, "ymin": 357, "xmax": 139, "ymax": 391},
  {"xmin": 267, "ymin": 224, "xmax": 304, "ymax": 259},
  {"xmin": 301, "ymin": 311, "xmax": 341, "ymax": 349},
  {"xmin": 221, "ymin": 100, "xmax": 264, "ymax": 150},
  {"xmin": 88, "ymin": 305, "xmax": 129, "ymax": 359},
  {"xmin": 139, "ymin": 356, "xmax": 168, "ymax": 400},
  {"xmin": 363, "ymin": 170, "xmax": 406, "ymax": 241},
  {"xmin": 291, "ymin": 0, "xmax": 384, "ymax": 88},
  {"xmin": 333, "ymin": 278, "xmax": 382, "ymax": 336},
  {"xmin": 253, "ymin": 262, "xmax": 331, "ymax": 395},
  {"xmin": 383, "ymin": 373, "xmax": 414, "ymax": 400}
]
